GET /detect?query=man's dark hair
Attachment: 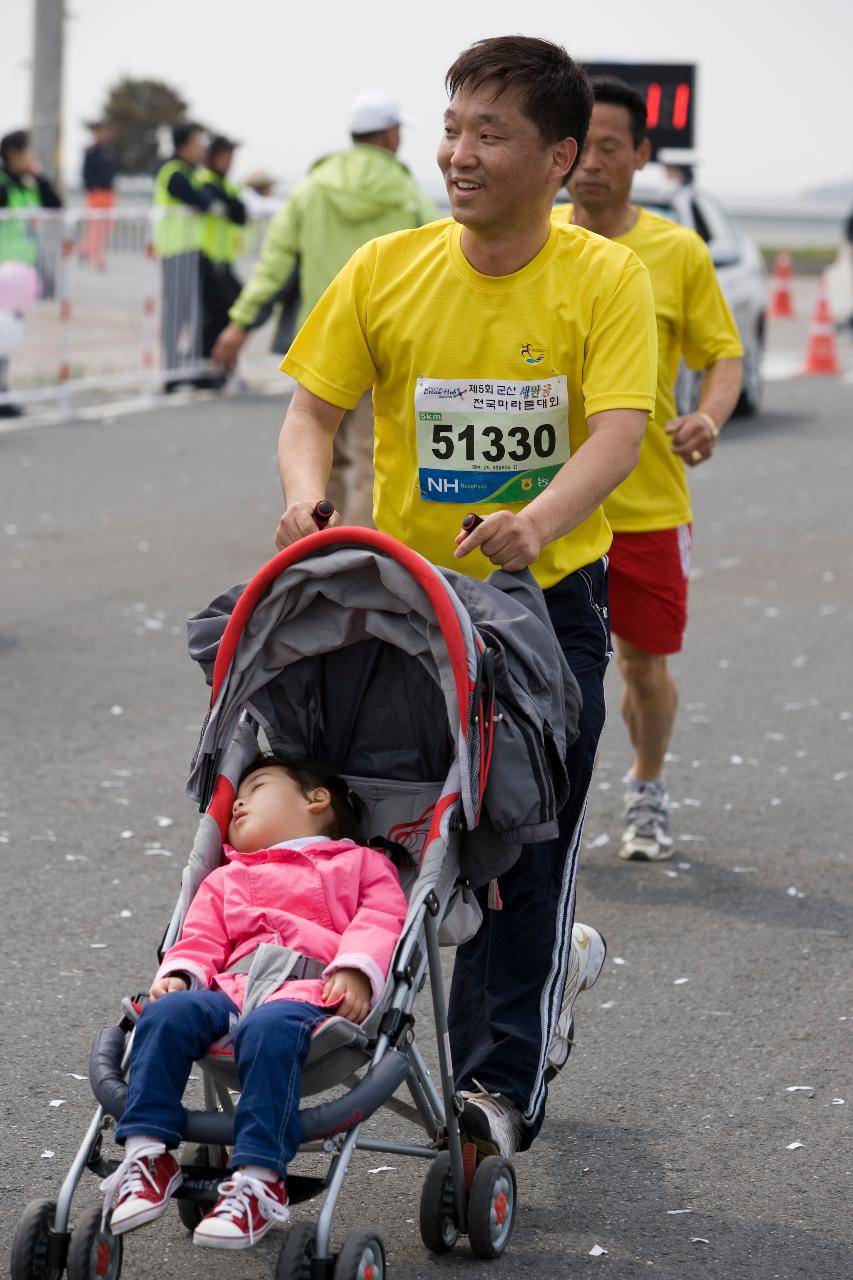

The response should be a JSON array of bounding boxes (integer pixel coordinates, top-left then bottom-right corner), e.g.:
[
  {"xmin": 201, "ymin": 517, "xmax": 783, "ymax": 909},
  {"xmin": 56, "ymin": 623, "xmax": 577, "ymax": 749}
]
[
  {"xmin": 589, "ymin": 75, "xmax": 648, "ymax": 146},
  {"xmin": 445, "ymin": 36, "xmax": 593, "ymax": 169},
  {"xmin": 238, "ymin": 754, "xmax": 363, "ymax": 842},
  {"xmin": 172, "ymin": 121, "xmax": 204, "ymax": 152},
  {"xmin": 0, "ymin": 129, "xmax": 30, "ymax": 166},
  {"xmin": 208, "ymin": 134, "xmax": 236, "ymax": 162}
]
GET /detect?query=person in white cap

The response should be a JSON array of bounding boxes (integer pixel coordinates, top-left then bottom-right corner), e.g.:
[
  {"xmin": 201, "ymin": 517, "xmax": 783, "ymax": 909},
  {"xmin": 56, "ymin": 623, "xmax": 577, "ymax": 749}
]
[{"xmin": 213, "ymin": 92, "xmax": 437, "ymax": 525}]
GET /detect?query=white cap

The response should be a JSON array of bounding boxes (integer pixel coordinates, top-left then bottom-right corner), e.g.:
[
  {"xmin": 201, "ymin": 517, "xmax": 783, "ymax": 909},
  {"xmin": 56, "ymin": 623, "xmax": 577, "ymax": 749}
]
[{"xmin": 349, "ymin": 91, "xmax": 414, "ymax": 135}]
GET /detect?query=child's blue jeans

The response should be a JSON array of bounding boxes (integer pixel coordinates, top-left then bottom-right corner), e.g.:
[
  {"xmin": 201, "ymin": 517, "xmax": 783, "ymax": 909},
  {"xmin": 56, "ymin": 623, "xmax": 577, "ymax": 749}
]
[{"xmin": 115, "ymin": 990, "xmax": 326, "ymax": 1177}]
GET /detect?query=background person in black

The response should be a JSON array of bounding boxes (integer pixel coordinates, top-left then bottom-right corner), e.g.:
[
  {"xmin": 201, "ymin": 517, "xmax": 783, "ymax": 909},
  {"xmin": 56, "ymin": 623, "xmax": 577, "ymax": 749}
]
[
  {"xmin": 196, "ymin": 135, "xmax": 247, "ymax": 378},
  {"xmin": 153, "ymin": 122, "xmax": 218, "ymax": 389},
  {"xmin": 845, "ymin": 205, "xmax": 853, "ymax": 330},
  {"xmin": 0, "ymin": 130, "xmax": 62, "ymax": 418},
  {"xmin": 79, "ymin": 120, "xmax": 116, "ymax": 269},
  {"xmin": 0, "ymin": 130, "xmax": 63, "ymax": 214}
]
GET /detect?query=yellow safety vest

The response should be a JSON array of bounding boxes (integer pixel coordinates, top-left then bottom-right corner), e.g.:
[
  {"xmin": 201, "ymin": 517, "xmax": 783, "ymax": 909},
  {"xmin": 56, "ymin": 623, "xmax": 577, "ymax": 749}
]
[
  {"xmin": 194, "ymin": 168, "xmax": 244, "ymax": 264},
  {"xmin": 0, "ymin": 171, "xmax": 41, "ymax": 264},
  {"xmin": 152, "ymin": 160, "xmax": 201, "ymax": 258}
]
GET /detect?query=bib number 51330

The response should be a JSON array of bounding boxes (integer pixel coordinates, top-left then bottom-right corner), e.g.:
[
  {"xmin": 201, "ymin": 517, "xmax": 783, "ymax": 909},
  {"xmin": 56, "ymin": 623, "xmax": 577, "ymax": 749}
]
[{"xmin": 431, "ymin": 421, "xmax": 557, "ymax": 464}]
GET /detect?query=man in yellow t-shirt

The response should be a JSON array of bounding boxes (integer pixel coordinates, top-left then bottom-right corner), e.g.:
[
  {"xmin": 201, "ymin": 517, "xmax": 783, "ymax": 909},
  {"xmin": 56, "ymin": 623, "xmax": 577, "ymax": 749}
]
[
  {"xmin": 560, "ymin": 76, "xmax": 743, "ymax": 863},
  {"xmin": 276, "ymin": 37, "xmax": 657, "ymax": 1157}
]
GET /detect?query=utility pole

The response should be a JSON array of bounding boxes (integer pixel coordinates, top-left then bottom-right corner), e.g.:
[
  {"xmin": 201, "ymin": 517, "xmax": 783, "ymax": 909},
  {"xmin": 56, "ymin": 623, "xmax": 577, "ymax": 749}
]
[{"xmin": 30, "ymin": 0, "xmax": 65, "ymax": 184}]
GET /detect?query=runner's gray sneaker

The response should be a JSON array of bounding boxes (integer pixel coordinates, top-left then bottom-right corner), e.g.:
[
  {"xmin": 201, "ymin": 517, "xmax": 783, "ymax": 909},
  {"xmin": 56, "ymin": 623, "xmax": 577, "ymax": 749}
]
[
  {"xmin": 545, "ymin": 922, "xmax": 607, "ymax": 1081},
  {"xmin": 459, "ymin": 1090, "xmax": 525, "ymax": 1159},
  {"xmin": 619, "ymin": 778, "xmax": 674, "ymax": 861}
]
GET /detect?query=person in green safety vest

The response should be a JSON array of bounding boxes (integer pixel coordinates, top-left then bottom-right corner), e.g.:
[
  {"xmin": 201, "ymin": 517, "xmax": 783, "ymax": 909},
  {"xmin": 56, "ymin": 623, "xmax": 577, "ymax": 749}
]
[
  {"xmin": 0, "ymin": 129, "xmax": 62, "ymax": 418},
  {"xmin": 153, "ymin": 121, "xmax": 223, "ymax": 390},
  {"xmin": 211, "ymin": 92, "xmax": 438, "ymax": 524},
  {"xmin": 194, "ymin": 135, "xmax": 247, "ymax": 370}
]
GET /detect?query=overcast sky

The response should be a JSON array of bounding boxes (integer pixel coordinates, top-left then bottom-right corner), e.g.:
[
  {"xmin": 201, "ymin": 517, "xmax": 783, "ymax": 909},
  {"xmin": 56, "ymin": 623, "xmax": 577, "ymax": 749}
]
[{"xmin": 2, "ymin": 0, "xmax": 851, "ymax": 200}]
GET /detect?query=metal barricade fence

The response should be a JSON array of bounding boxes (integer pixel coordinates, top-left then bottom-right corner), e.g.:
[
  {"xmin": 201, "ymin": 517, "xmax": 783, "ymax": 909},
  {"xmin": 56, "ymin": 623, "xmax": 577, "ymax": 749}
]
[{"xmin": 0, "ymin": 207, "xmax": 276, "ymax": 413}]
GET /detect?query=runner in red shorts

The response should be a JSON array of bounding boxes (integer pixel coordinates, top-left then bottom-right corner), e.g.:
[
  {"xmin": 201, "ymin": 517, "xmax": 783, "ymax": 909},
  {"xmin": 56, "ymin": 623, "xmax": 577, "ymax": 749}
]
[{"xmin": 559, "ymin": 77, "xmax": 744, "ymax": 859}]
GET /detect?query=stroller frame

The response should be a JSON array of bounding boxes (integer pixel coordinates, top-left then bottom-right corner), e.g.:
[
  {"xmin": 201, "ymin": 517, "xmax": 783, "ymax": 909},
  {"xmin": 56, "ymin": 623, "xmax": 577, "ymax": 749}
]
[
  {"xmin": 49, "ymin": 876, "xmax": 469, "ymax": 1277},
  {"xmin": 17, "ymin": 529, "xmax": 520, "ymax": 1280}
]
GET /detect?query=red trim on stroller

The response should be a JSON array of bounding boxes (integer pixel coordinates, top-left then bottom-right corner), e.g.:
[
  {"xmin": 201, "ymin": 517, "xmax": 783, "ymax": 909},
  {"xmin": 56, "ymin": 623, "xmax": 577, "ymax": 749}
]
[
  {"xmin": 207, "ymin": 775, "xmax": 235, "ymax": 837},
  {"xmin": 210, "ymin": 528, "xmax": 475, "ymax": 731},
  {"xmin": 425, "ymin": 792, "xmax": 460, "ymax": 853}
]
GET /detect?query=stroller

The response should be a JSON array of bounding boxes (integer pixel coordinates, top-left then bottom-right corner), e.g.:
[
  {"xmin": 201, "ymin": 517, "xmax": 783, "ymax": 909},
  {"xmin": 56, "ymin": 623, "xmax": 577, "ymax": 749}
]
[{"xmin": 12, "ymin": 525, "xmax": 577, "ymax": 1280}]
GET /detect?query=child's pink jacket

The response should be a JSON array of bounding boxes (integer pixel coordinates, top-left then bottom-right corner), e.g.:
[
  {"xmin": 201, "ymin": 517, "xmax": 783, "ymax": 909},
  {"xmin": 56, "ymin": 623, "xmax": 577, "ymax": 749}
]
[{"xmin": 155, "ymin": 839, "xmax": 408, "ymax": 1011}]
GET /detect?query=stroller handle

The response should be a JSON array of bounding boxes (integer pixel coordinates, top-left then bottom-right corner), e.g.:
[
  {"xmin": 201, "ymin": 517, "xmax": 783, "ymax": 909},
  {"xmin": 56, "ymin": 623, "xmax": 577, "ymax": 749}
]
[{"xmin": 312, "ymin": 500, "xmax": 335, "ymax": 529}]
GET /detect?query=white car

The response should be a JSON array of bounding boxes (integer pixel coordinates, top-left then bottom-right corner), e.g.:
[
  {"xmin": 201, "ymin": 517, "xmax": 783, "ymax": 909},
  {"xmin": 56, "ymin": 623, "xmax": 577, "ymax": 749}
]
[{"xmin": 632, "ymin": 177, "xmax": 767, "ymax": 416}]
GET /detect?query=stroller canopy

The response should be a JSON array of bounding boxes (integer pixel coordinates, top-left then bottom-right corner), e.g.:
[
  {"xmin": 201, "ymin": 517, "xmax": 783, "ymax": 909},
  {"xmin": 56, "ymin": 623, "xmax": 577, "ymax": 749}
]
[{"xmin": 187, "ymin": 529, "xmax": 579, "ymax": 884}]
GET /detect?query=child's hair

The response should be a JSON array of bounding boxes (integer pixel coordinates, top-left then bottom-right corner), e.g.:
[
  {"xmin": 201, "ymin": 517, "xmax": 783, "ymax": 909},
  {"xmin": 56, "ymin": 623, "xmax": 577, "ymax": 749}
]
[{"xmin": 238, "ymin": 754, "xmax": 363, "ymax": 842}]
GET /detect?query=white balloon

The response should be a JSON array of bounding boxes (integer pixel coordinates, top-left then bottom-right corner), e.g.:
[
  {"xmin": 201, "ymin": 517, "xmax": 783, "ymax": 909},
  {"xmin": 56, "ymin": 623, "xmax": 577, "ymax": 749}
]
[{"xmin": 0, "ymin": 310, "xmax": 25, "ymax": 357}]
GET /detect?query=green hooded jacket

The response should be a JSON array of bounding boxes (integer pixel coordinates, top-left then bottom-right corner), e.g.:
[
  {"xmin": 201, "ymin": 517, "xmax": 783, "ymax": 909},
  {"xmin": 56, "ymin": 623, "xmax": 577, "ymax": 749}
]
[{"xmin": 229, "ymin": 144, "xmax": 438, "ymax": 335}]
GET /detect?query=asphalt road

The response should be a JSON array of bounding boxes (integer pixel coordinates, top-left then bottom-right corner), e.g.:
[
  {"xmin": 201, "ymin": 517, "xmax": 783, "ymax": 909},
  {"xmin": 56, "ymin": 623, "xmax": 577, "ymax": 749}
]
[{"xmin": 2, "ymin": 352, "xmax": 851, "ymax": 1278}]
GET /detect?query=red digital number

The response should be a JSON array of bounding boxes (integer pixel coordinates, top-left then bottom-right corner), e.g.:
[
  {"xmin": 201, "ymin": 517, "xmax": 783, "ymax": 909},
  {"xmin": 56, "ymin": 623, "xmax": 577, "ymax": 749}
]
[
  {"xmin": 673, "ymin": 83, "xmax": 691, "ymax": 130},
  {"xmin": 645, "ymin": 82, "xmax": 661, "ymax": 129}
]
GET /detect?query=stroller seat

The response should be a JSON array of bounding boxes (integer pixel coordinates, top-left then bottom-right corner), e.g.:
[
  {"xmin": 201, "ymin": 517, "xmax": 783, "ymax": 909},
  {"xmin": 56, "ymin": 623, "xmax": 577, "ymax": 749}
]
[{"xmin": 201, "ymin": 1014, "xmax": 371, "ymax": 1097}]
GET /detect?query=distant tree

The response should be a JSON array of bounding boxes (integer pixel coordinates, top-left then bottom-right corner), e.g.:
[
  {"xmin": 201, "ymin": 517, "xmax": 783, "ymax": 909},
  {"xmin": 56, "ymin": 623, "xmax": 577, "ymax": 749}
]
[{"xmin": 103, "ymin": 78, "xmax": 190, "ymax": 175}]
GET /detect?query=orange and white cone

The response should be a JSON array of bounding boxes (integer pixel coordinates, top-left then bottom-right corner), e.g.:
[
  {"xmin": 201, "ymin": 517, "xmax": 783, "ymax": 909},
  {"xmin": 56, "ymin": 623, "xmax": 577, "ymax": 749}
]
[
  {"xmin": 769, "ymin": 251, "xmax": 794, "ymax": 318},
  {"xmin": 802, "ymin": 278, "xmax": 841, "ymax": 376}
]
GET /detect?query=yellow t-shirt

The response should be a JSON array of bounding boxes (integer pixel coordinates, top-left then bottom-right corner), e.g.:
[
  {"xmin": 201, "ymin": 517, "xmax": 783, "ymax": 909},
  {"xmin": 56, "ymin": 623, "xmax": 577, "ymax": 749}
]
[
  {"xmin": 553, "ymin": 205, "xmax": 743, "ymax": 532},
  {"xmin": 282, "ymin": 217, "xmax": 657, "ymax": 588}
]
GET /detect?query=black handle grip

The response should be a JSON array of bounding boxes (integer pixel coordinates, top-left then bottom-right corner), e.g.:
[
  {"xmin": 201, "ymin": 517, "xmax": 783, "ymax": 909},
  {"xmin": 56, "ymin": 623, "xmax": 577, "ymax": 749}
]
[
  {"xmin": 461, "ymin": 513, "xmax": 484, "ymax": 533},
  {"xmin": 312, "ymin": 500, "xmax": 335, "ymax": 529}
]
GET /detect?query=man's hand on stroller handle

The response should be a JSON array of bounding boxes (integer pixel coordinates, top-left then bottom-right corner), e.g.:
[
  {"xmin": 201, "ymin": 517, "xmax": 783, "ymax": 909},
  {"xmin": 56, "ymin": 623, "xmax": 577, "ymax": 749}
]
[
  {"xmin": 455, "ymin": 509, "xmax": 543, "ymax": 572},
  {"xmin": 321, "ymin": 967, "xmax": 371, "ymax": 1024},
  {"xmin": 149, "ymin": 975, "xmax": 190, "ymax": 1000},
  {"xmin": 275, "ymin": 499, "xmax": 342, "ymax": 549},
  {"xmin": 274, "ymin": 501, "xmax": 543, "ymax": 571}
]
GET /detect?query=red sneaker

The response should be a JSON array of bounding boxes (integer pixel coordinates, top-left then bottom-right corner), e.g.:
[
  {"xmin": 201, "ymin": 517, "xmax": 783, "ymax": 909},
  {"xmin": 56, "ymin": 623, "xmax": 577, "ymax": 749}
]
[
  {"xmin": 193, "ymin": 1171, "xmax": 289, "ymax": 1249},
  {"xmin": 101, "ymin": 1147, "xmax": 183, "ymax": 1235}
]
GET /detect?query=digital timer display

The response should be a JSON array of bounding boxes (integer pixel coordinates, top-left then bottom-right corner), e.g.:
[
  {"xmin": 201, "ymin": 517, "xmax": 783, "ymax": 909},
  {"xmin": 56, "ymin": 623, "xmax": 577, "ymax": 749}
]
[{"xmin": 583, "ymin": 62, "xmax": 697, "ymax": 155}]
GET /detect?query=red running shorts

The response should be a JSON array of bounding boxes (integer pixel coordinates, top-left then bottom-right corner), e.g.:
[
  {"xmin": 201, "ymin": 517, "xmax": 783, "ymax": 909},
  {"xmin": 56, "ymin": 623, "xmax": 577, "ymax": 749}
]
[{"xmin": 607, "ymin": 524, "xmax": 692, "ymax": 656}]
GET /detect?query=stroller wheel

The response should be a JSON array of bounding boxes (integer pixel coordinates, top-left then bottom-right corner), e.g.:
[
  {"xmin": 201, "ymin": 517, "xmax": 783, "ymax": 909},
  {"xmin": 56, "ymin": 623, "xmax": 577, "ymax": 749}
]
[
  {"xmin": 466, "ymin": 1156, "xmax": 517, "ymax": 1259},
  {"xmin": 10, "ymin": 1199, "xmax": 62, "ymax": 1280},
  {"xmin": 334, "ymin": 1228, "xmax": 386, "ymax": 1280},
  {"xmin": 177, "ymin": 1143, "xmax": 222, "ymax": 1231},
  {"xmin": 66, "ymin": 1205, "xmax": 123, "ymax": 1280},
  {"xmin": 275, "ymin": 1222, "xmax": 318, "ymax": 1280},
  {"xmin": 176, "ymin": 1197, "xmax": 206, "ymax": 1232},
  {"xmin": 419, "ymin": 1151, "xmax": 460, "ymax": 1254}
]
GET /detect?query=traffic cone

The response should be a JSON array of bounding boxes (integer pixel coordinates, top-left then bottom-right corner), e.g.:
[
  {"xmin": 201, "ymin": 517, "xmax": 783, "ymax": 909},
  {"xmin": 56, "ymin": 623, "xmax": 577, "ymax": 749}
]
[
  {"xmin": 802, "ymin": 278, "xmax": 841, "ymax": 375},
  {"xmin": 769, "ymin": 251, "xmax": 794, "ymax": 317}
]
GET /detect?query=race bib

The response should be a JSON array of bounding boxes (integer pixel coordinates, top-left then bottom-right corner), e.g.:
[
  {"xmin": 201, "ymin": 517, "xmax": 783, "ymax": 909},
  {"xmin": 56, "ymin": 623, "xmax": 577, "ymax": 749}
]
[{"xmin": 415, "ymin": 376, "xmax": 569, "ymax": 504}]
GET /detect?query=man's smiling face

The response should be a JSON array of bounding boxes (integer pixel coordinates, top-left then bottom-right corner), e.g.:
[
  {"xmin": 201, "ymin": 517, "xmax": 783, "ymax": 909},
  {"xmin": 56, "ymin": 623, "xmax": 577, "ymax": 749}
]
[{"xmin": 438, "ymin": 81, "xmax": 575, "ymax": 234}]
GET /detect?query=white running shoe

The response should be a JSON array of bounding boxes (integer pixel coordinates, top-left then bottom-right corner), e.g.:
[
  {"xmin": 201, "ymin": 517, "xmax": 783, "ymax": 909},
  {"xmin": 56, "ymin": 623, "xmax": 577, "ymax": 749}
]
[
  {"xmin": 619, "ymin": 779, "xmax": 674, "ymax": 861},
  {"xmin": 459, "ymin": 1090, "xmax": 525, "ymax": 1160},
  {"xmin": 546, "ymin": 922, "xmax": 607, "ymax": 1081}
]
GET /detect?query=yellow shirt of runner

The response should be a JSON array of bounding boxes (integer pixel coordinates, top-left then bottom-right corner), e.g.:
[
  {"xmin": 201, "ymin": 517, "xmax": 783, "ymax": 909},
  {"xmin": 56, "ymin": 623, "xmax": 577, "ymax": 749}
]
[
  {"xmin": 553, "ymin": 205, "xmax": 743, "ymax": 532},
  {"xmin": 282, "ymin": 217, "xmax": 657, "ymax": 588}
]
